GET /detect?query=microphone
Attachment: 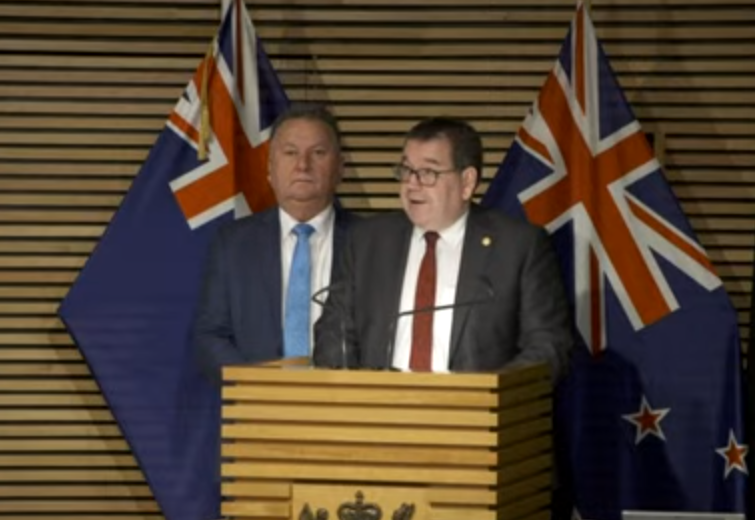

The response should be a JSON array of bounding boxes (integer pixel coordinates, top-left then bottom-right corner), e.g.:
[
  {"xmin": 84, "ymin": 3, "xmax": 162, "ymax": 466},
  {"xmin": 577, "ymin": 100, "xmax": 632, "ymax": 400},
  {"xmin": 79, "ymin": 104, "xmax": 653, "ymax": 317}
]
[
  {"xmin": 384, "ymin": 277, "xmax": 496, "ymax": 371},
  {"xmin": 311, "ymin": 281, "xmax": 350, "ymax": 369}
]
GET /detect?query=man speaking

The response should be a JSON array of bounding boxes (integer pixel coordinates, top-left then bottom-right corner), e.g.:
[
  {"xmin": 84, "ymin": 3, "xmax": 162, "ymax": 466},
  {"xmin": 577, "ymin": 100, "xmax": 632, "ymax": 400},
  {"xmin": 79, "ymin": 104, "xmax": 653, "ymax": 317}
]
[{"xmin": 314, "ymin": 117, "xmax": 572, "ymax": 379}]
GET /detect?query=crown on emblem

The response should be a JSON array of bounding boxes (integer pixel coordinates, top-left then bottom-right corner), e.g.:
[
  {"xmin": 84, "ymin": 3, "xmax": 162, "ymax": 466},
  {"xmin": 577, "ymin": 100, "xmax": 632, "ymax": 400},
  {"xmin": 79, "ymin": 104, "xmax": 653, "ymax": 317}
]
[
  {"xmin": 337, "ymin": 491, "xmax": 382, "ymax": 520},
  {"xmin": 298, "ymin": 490, "xmax": 415, "ymax": 520}
]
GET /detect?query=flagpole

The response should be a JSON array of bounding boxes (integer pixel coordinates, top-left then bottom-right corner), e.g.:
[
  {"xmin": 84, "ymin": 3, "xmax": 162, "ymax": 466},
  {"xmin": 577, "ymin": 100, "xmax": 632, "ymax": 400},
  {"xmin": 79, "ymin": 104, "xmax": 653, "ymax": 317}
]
[{"xmin": 220, "ymin": 0, "xmax": 231, "ymax": 19}]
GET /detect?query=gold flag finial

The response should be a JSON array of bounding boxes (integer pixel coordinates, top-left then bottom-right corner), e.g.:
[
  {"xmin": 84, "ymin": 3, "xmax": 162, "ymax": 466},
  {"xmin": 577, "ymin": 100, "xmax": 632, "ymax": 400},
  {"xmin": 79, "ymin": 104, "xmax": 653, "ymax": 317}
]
[{"xmin": 197, "ymin": 42, "xmax": 214, "ymax": 161}]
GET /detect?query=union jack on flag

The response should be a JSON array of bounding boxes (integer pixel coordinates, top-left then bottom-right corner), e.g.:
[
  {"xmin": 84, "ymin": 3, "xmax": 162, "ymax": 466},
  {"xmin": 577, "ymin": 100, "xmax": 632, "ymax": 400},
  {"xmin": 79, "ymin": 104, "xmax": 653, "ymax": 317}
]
[
  {"xmin": 169, "ymin": 0, "xmax": 285, "ymax": 228},
  {"xmin": 483, "ymin": 3, "xmax": 747, "ymax": 518},
  {"xmin": 59, "ymin": 2, "xmax": 288, "ymax": 520}
]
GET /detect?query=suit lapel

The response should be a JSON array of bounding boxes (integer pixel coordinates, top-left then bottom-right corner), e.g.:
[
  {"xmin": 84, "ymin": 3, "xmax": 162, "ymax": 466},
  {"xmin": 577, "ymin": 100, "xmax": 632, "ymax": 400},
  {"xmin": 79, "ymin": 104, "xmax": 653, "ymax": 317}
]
[
  {"xmin": 449, "ymin": 206, "xmax": 493, "ymax": 364},
  {"xmin": 379, "ymin": 215, "xmax": 413, "ymax": 366},
  {"xmin": 331, "ymin": 205, "xmax": 349, "ymax": 278}
]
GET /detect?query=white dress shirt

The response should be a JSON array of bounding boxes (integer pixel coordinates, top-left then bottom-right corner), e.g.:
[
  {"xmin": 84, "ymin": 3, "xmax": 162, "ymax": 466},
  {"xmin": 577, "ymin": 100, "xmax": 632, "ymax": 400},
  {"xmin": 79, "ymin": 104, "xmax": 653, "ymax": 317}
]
[
  {"xmin": 279, "ymin": 206, "xmax": 335, "ymax": 354},
  {"xmin": 392, "ymin": 212, "xmax": 468, "ymax": 372}
]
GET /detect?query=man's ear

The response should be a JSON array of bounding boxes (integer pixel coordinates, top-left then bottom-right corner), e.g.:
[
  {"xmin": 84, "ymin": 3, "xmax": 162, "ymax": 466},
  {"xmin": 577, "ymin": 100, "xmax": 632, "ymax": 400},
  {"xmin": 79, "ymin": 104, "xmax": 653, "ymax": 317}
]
[{"xmin": 461, "ymin": 166, "xmax": 478, "ymax": 200}]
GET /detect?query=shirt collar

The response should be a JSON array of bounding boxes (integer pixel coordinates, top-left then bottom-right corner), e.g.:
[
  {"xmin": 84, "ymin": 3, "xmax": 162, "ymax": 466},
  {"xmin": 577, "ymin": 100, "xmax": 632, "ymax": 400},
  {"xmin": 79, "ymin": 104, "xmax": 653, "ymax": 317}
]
[
  {"xmin": 411, "ymin": 210, "xmax": 468, "ymax": 248},
  {"xmin": 279, "ymin": 205, "xmax": 335, "ymax": 239}
]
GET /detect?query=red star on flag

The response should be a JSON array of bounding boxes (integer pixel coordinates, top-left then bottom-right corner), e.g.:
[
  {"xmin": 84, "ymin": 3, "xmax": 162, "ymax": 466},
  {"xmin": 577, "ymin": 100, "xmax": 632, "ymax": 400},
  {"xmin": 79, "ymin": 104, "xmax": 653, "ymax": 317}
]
[
  {"xmin": 622, "ymin": 396, "xmax": 670, "ymax": 444},
  {"xmin": 716, "ymin": 430, "xmax": 748, "ymax": 478}
]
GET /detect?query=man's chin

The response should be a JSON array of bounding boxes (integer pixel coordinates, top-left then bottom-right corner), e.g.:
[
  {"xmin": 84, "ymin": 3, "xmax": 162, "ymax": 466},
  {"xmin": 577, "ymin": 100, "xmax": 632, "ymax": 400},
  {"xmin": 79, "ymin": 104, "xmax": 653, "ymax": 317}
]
[
  {"xmin": 405, "ymin": 208, "xmax": 431, "ymax": 229},
  {"xmin": 287, "ymin": 188, "xmax": 319, "ymax": 200},
  {"xmin": 286, "ymin": 193, "xmax": 330, "ymax": 206}
]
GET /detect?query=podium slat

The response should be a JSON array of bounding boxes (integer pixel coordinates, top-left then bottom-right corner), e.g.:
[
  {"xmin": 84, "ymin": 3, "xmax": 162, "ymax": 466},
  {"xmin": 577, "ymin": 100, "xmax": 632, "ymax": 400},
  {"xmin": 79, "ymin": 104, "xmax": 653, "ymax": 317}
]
[
  {"xmin": 224, "ymin": 403, "xmax": 498, "ymax": 427},
  {"xmin": 499, "ymin": 399, "xmax": 551, "ymax": 427},
  {"xmin": 426, "ymin": 487, "xmax": 497, "ymax": 506},
  {"xmin": 223, "ymin": 461, "xmax": 497, "ymax": 486},
  {"xmin": 223, "ymin": 423, "xmax": 498, "ymax": 447},
  {"xmin": 223, "ymin": 385, "xmax": 499, "ymax": 408},
  {"xmin": 498, "ymin": 437, "xmax": 551, "ymax": 465},
  {"xmin": 224, "ymin": 366, "xmax": 505, "ymax": 388},
  {"xmin": 432, "ymin": 507, "xmax": 495, "ymax": 520},
  {"xmin": 498, "ymin": 472, "xmax": 551, "ymax": 504},
  {"xmin": 499, "ymin": 492, "xmax": 551, "ymax": 520},
  {"xmin": 220, "ymin": 501, "xmax": 288, "ymax": 518},
  {"xmin": 221, "ymin": 482, "xmax": 290, "ymax": 499},
  {"xmin": 224, "ymin": 481, "xmax": 502, "ymax": 507},
  {"xmin": 516, "ymin": 511, "xmax": 551, "ymax": 520},
  {"xmin": 498, "ymin": 455, "xmax": 552, "ymax": 485},
  {"xmin": 497, "ymin": 380, "xmax": 552, "ymax": 408},
  {"xmin": 499, "ymin": 418, "xmax": 551, "ymax": 446},
  {"xmin": 223, "ymin": 441, "xmax": 497, "ymax": 466}
]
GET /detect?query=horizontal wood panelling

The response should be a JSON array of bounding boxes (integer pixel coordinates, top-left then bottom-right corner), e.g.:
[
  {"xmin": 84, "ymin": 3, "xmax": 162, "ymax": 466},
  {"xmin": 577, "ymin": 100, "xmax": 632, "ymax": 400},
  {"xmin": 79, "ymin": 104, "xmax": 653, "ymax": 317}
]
[
  {"xmin": 0, "ymin": 302, "xmax": 59, "ymax": 314},
  {"xmin": 3, "ymin": 55, "xmax": 755, "ymax": 74},
  {"xmin": 0, "ymin": 516, "xmax": 160, "ymax": 520},
  {"xmin": 0, "ymin": 469, "xmax": 146, "ymax": 482},
  {"xmin": 4, "ymin": 100, "xmax": 754, "ymax": 121},
  {"xmin": 4, "ymin": 71, "xmax": 755, "ymax": 92},
  {"xmin": 0, "ymin": 483, "xmax": 149, "ymax": 496},
  {"xmin": 2, "ymin": 118, "xmax": 752, "ymax": 136},
  {"xmin": 0, "ymin": 379, "xmax": 99, "ymax": 392},
  {"xmin": 37, "ymin": 0, "xmax": 754, "ymax": 4},
  {"xmin": 0, "ymin": 454, "xmax": 135, "ymax": 467},
  {"xmin": 2, "ymin": 5, "xmax": 755, "ymax": 23},
  {"xmin": 0, "ymin": 194, "xmax": 123, "ymax": 206},
  {"xmin": 0, "ymin": 348, "xmax": 84, "ymax": 362},
  {"xmin": 3, "ymin": 19, "xmax": 755, "ymax": 41},
  {"xmin": 0, "ymin": 286, "xmax": 71, "ymax": 298},
  {"xmin": 0, "ymin": 501, "xmax": 157, "ymax": 513},
  {"xmin": 5, "ymin": 39, "xmax": 755, "ymax": 57},
  {"xmin": 0, "ymin": 425, "xmax": 122, "ymax": 438},
  {"xmin": 0, "ymin": 363, "xmax": 91, "ymax": 377},
  {"xmin": 1, "ymin": 0, "xmax": 753, "ymax": 518}
]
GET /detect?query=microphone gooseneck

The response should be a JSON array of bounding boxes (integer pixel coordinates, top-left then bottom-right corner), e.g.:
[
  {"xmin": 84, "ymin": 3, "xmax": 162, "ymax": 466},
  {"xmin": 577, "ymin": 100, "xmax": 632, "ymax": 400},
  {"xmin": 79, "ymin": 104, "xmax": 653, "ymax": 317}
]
[
  {"xmin": 311, "ymin": 282, "xmax": 348, "ymax": 369},
  {"xmin": 384, "ymin": 277, "xmax": 496, "ymax": 370}
]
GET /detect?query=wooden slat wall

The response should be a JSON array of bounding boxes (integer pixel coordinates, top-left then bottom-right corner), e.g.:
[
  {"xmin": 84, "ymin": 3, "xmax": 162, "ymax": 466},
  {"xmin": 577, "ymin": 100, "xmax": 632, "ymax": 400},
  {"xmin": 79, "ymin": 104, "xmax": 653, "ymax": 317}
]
[{"xmin": 0, "ymin": 0, "xmax": 753, "ymax": 518}]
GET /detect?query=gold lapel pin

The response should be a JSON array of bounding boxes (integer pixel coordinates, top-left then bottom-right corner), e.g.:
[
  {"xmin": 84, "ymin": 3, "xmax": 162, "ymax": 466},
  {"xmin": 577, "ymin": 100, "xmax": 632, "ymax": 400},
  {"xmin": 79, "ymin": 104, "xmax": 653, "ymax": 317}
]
[{"xmin": 482, "ymin": 236, "xmax": 492, "ymax": 247}]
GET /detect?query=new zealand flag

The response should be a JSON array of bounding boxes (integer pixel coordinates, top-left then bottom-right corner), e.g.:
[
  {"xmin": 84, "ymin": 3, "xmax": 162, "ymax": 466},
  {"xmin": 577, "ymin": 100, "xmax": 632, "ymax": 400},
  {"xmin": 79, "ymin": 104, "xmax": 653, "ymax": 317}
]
[{"xmin": 483, "ymin": 3, "xmax": 747, "ymax": 518}]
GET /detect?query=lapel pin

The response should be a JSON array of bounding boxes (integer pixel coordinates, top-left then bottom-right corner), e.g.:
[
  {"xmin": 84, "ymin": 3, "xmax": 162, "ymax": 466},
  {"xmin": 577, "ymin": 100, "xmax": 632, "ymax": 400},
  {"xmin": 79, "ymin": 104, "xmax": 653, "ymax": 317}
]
[{"xmin": 482, "ymin": 236, "xmax": 492, "ymax": 247}]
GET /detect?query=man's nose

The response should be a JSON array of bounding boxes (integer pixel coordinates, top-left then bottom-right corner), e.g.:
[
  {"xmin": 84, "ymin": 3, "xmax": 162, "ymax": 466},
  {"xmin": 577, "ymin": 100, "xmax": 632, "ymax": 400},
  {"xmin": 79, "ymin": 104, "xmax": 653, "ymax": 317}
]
[{"xmin": 295, "ymin": 153, "xmax": 311, "ymax": 170}]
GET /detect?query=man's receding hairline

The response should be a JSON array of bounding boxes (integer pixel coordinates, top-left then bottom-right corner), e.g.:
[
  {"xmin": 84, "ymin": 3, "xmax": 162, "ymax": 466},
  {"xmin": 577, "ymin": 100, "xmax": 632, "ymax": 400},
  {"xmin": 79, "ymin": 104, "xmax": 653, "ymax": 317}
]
[{"xmin": 271, "ymin": 117, "xmax": 340, "ymax": 150}]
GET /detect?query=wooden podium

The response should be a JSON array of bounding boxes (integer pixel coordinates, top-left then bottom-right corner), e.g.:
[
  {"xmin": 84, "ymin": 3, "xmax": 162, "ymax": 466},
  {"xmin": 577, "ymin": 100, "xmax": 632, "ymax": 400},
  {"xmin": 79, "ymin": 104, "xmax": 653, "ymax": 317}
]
[{"xmin": 220, "ymin": 360, "xmax": 553, "ymax": 520}]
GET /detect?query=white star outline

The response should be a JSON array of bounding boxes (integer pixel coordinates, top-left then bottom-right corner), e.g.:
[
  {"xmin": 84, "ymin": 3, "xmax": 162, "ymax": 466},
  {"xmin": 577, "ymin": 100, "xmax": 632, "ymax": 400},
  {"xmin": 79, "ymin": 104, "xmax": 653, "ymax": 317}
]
[{"xmin": 621, "ymin": 395, "xmax": 670, "ymax": 445}]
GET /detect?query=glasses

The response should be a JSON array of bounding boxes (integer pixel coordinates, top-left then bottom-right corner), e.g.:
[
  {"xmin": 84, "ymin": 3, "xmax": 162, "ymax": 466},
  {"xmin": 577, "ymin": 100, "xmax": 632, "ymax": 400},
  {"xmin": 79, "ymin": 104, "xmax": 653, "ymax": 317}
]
[{"xmin": 393, "ymin": 164, "xmax": 458, "ymax": 187}]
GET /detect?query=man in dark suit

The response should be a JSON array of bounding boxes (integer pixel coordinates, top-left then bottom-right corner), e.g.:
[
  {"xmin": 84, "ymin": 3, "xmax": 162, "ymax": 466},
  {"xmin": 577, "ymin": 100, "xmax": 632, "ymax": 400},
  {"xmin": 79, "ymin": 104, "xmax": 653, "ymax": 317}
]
[
  {"xmin": 314, "ymin": 117, "xmax": 571, "ymax": 380},
  {"xmin": 194, "ymin": 105, "xmax": 354, "ymax": 384}
]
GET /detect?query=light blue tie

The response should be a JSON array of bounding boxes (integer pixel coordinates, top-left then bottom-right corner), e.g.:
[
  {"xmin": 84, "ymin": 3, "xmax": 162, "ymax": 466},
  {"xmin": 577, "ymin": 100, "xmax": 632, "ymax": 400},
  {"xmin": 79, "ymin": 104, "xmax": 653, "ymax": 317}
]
[{"xmin": 284, "ymin": 223, "xmax": 315, "ymax": 358}]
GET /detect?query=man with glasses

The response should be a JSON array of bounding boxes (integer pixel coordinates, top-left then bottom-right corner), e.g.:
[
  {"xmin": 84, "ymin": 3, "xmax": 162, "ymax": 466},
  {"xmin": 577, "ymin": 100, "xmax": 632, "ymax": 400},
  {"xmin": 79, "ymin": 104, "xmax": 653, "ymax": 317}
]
[{"xmin": 314, "ymin": 117, "xmax": 572, "ymax": 379}]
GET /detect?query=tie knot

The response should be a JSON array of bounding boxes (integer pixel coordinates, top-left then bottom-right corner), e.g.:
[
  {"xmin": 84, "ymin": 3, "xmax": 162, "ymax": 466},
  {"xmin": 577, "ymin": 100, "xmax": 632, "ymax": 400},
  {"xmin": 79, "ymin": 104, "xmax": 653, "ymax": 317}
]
[
  {"xmin": 293, "ymin": 223, "xmax": 315, "ymax": 239},
  {"xmin": 424, "ymin": 231, "xmax": 439, "ymax": 247}
]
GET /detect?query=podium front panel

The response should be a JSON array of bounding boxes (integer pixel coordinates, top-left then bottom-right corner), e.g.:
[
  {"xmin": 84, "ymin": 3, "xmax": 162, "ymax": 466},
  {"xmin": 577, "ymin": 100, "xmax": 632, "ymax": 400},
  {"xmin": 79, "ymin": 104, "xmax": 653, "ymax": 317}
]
[{"xmin": 221, "ymin": 364, "xmax": 552, "ymax": 520}]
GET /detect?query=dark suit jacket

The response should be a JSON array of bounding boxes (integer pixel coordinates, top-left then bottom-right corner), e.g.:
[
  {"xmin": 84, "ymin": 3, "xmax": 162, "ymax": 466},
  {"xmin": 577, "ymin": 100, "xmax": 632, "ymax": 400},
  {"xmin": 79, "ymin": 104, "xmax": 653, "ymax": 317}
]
[
  {"xmin": 193, "ymin": 205, "xmax": 354, "ymax": 384},
  {"xmin": 313, "ymin": 204, "xmax": 572, "ymax": 380}
]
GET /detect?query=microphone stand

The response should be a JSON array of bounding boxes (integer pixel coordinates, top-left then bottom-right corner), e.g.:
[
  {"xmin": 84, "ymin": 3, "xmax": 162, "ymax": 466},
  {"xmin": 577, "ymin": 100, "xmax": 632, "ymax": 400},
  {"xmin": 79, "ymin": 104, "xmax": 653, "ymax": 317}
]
[{"xmin": 311, "ymin": 283, "xmax": 349, "ymax": 369}]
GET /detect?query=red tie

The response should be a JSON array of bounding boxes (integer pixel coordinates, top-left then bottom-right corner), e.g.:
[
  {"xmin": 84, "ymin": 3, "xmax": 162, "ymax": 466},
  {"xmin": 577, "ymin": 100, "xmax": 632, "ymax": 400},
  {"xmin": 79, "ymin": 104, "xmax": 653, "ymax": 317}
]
[{"xmin": 410, "ymin": 231, "xmax": 439, "ymax": 371}]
